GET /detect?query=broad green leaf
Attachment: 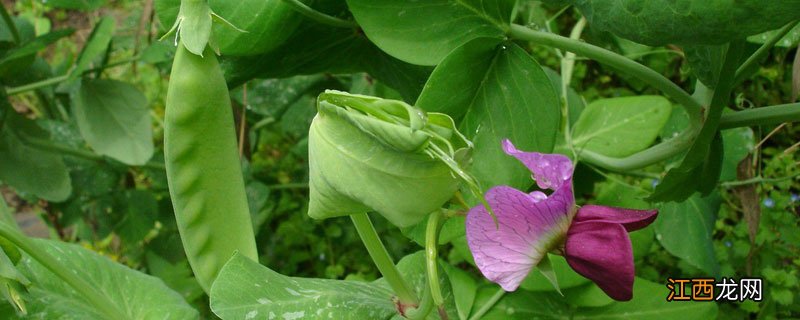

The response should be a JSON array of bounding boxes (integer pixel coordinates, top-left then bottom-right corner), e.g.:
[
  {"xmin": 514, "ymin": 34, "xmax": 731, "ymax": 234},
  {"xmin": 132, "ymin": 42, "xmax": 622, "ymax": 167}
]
[
  {"xmin": 655, "ymin": 193, "xmax": 721, "ymax": 276},
  {"xmin": 684, "ymin": 45, "xmax": 726, "ymax": 88},
  {"xmin": 572, "ymin": 278, "xmax": 718, "ymax": 319},
  {"xmin": 571, "ymin": 96, "xmax": 672, "ymax": 158},
  {"xmin": 73, "ymin": 79, "xmax": 154, "ymax": 166},
  {"xmin": 156, "ymin": 0, "xmax": 305, "ymax": 56},
  {"xmin": 561, "ymin": 283, "xmax": 613, "ymax": 308},
  {"xmin": 401, "ymin": 215, "xmax": 466, "ymax": 247},
  {"xmin": 222, "ymin": 17, "xmax": 431, "ymax": 103},
  {"xmin": 18, "ymin": 239, "xmax": 198, "ymax": 319},
  {"xmin": 0, "ymin": 113, "xmax": 71, "ymax": 202},
  {"xmin": 567, "ymin": 0, "xmax": 800, "ymax": 45},
  {"xmin": 720, "ymin": 128, "xmax": 754, "ymax": 182},
  {"xmin": 441, "ymin": 263, "xmax": 476, "ymax": 320},
  {"xmin": 44, "ymin": 0, "xmax": 107, "ymax": 10},
  {"xmin": 70, "ymin": 17, "xmax": 114, "ymax": 80},
  {"xmin": 417, "ymin": 39, "xmax": 560, "ymax": 191},
  {"xmin": 211, "ymin": 251, "xmax": 456, "ymax": 319},
  {"xmin": 346, "ymin": 0, "xmax": 514, "ymax": 65},
  {"xmin": 519, "ymin": 254, "xmax": 589, "ymax": 291},
  {"xmin": 473, "ymin": 285, "xmax": 570, "ymax": 319}
]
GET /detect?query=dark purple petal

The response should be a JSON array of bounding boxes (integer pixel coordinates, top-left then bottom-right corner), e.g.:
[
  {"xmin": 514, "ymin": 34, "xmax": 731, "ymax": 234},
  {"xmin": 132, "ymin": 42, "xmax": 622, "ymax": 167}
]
[
  {"xmin": 502, "ymin": 139, "xmax": 573, "ymax": 191},
  {"xmin": 574, "ymin": 205, "xmax": 658, "ymax": 232},
  {"xmin": 466, "ymin": 186, "xmax": 574, "ymax": 291},
  {"xmin": 564, "ymin": 221, "xmax": 634, "ymax": 301}
]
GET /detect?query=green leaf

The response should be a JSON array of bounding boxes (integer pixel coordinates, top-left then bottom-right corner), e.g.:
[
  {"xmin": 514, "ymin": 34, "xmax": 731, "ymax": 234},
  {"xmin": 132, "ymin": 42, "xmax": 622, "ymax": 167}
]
[
  {"xmin": 156, "ymin": 0, "xmax": 305, "ymax": 56},
  {"xmin": 655, "ymin": 193, "xmax": 721, "ymax": 276},
  {"xmin": 572, "ymin": 277, "xmax": 718, "ymax": 319},
  {"xmin": 568, "ymin": 0, "xmax": 800, "ymax": 45},
  {"xmin": 115, "ymin": 190, "xmax": 158, "ymax": 246},
  {"xmin": 561, "ymin": 283, "xmax": 613, "ymax": 308},
  {"xmin": 222, "ymin": 18, "xmax": 431, "ymax": 103},
  {"xmin": 71, "ymin": 17, "xmax": 114, "ymax": 80},
  {"xmin": 441, "ymin": 263, "xmax": 476, "ymax": 320},
  {"xmin": 0, "ymin": 113, "xmax": 71, "ymax": 202},
  {"xmin": 473, "ymin": 286, "xmax": 570, "ymax": 319},
  {"xmin": 720, "ymin": 128, "xmax": 754, "ymax": 182},
  {"xmin": 684, "ymin": 45, "xmax": 726, "ymax": 88},
  {"xmin": 346, "ymin": 0, "xmax": 514, "ymax": 65},
  {"xmin": 18, "ymin": 239, "xmax": 198, "ymax": 319},
  {"xmin": 417, "ymin": 39, "xmax": 560, "ymax": 191},
  {"xmin": 73, "ymin": 79, "xmax": 154, "ymax": 166},
  {"xmin": 519, "ymin": 254, "xmax": 590, "ymax": 291},
  {"xmin": 210, "ymin": 251, "xmax": 456, "ymax": 319},
  {"xmin": 571, "ymin": 96, "xmax": 672, "ymax": 158}
]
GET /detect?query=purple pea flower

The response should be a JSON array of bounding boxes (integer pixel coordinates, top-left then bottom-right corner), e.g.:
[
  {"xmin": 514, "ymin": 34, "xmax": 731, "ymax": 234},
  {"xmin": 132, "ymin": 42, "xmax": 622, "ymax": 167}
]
[{"xmin": 466, "ymin": 140, "xmax": 658, "ymax": 301}]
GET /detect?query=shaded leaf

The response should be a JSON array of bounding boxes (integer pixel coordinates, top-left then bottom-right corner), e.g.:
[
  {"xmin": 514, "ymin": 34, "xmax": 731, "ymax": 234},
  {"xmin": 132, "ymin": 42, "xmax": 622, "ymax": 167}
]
[
  {"xmin": 346, "ymin": 0, "xmax": 514, "ymax": 65},
  {"xmin": 417, "ymin": 39, "xmax": 560, "ymax": 191},
  {"xmin": 73, "ymin": 79, "xmax": 154, "ymax": 165},
  {"xmin": 571, "ymin": 96, "xmax": 672, "ymax": 158},
  {"xmin": 655, "ymin": 193, "xmax": 721, "ymax": 276}
]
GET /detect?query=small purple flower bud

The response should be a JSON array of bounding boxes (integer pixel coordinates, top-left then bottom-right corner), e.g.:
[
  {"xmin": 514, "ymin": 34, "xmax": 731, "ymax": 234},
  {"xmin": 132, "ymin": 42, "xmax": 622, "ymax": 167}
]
[
  {"xmin": 791, "ymin": 194, "xmax": 799, "ymax": 203},
  {"xmin": 763, "ymin": 198, "xmax": 775, "ymax": 208}
]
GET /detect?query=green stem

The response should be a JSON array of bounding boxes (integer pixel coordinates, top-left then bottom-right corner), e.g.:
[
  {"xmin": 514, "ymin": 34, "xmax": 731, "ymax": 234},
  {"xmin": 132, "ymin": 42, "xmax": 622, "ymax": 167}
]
[
  {"xmin": 280, "ymin": 0, "xmax": 357, "ymax": 28},
  {"xmin": 351, "ymin": 213, "xmax": 418, "ymax": 306},
  {"xmin": 405, "ymin": 286, "xmax": 434, "ymax": 320},
  {"xmin": 425, "ymin": 210, "xmax": 445, "ymax": 316},
  {"xmin": 0, "ymin": 222, "xmax": 126, "ymax": 319},
  {"xmin": 562, "ymin": 17, "xmax": 586, "ymax": 162},
  {"xmin": 734, "ymin": 20, "xmax": 800, "ymax": 85},
  {"xmin": 718, "ymin": 103, "xmax": 800, "ymax": 129},
  {"xmin": 468, "ymin": 287, "xmax": 505, "ymax": 320},
  {"xmin": 0, "ymin": 3, "xmax": 19, "ymax": 44},
  {"xmin": 509, "ymin": 23, "xmax": 703, "ymax": 121},
  {"xmin": 720, "ymin": 173, "xmax": 800, "ymax": 188},
  {"xmin": 5, "ymin": 75, "xmax": 69, "ymax": 95}
]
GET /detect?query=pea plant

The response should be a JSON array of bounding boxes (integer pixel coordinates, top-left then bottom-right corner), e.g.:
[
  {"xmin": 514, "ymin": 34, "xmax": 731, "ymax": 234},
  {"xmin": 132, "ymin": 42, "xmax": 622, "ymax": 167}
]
[{"xmin": 1, "ymin": 0, "xmax": 799, "ymax": 319}]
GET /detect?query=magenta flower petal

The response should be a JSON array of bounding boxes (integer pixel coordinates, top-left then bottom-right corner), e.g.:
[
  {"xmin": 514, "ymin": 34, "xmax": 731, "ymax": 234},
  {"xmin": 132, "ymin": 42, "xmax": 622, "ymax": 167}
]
[
  {"xmin": 502, "ymin": 139, "xmax": 573, "ymax": 191},
  {"xmin": 564, "ymin": 220, "xmax": 634, "ymax": 301},
  {"xmin": 466, "ymin": 186, "xmax": 574, "ymax": 291},
  {"xmin": 573, "ymin": 205, "xmax": 658, "ymax": 232}
]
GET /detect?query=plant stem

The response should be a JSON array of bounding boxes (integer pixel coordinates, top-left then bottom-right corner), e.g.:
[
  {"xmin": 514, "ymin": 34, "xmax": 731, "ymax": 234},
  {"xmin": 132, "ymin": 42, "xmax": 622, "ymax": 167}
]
[
  {"xmin": 0, "ymin": 222, "xmax": 126, "ymax": 319},
  {"xmin": 280, "ymin": 0, "xmax": 357, "ymax": 28},
  {"xmin": 718, "ymin": 103, "xmax": 800, "ymax": 129},
  {"xmin": 734, "ymin": 20, "xmax": 800, "ymax": 85},
  {"xmin": 5, "ymin": 75, "xmax": 70, "ymax": 95},
  {"xmin": 509, "ymin": 23, "xmax": 703, "ymax": 121},
  {"xmin": 425, "ymin": 210, "xmax": 445, "ymax": 317},
  {"xmin": 468, "ymin": 287, "xmax": 505, "ymax": 320},
  {"xmin": 350, "ymin": 213, "xmax": 418, "ymax": 305},
  {"xmin": 562, "ymin": 17, "xmax": 586, "ymax": 162},
  {"xmin": 720, "ymin": 173, "xmax": 800, "ymax": 188}
]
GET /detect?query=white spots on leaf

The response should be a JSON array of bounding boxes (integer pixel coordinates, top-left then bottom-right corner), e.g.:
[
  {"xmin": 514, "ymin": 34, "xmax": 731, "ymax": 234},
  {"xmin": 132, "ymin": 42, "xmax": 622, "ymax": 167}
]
[
  {"xmin": 269, "ymin": 312, "xmax": 276, "ymax": 319},
  {"xmin": 245, "ymin": 310, "xmax": 258, "ymax": 319},
  {"xmin": 282, "ymin": 311, "xmax": 304, "ymax": 320},
  {"xmin": 285, "ymin": 288, "xmax": 301, "ymax": 296},
  {"xmin": 257, "ymin": 298, "xmax": 271, "ymax": 304}
]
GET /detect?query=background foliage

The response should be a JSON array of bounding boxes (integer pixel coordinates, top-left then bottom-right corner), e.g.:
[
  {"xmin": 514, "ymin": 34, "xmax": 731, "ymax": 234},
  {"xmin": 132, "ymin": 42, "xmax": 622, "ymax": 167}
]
[{"xmin": 0, "ymin": 0, "xmax": 798, "ymax": 319}]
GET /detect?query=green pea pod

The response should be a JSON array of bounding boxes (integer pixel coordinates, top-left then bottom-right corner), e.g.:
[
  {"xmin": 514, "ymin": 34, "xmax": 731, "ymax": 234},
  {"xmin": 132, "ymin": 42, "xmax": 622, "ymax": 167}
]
[
  {"xmin": 308, "ymin": 91, "xmax": 479, "ymax": 228},
  {"xmin": 164, "ymin": 42, "xmax": 257, "ymax": 292}
]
